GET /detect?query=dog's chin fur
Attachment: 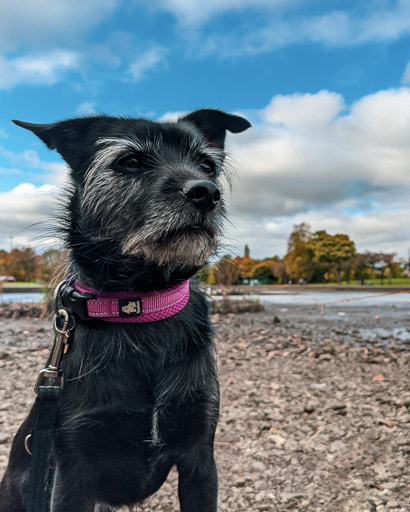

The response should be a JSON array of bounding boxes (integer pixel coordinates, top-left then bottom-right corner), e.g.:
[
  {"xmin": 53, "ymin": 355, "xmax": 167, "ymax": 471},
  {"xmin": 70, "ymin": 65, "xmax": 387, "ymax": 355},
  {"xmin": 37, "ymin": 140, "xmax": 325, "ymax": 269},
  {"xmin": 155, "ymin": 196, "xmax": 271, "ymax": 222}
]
[{"xmin": 121, "ymin": 228, "xmax": 217, "ymax": 268}]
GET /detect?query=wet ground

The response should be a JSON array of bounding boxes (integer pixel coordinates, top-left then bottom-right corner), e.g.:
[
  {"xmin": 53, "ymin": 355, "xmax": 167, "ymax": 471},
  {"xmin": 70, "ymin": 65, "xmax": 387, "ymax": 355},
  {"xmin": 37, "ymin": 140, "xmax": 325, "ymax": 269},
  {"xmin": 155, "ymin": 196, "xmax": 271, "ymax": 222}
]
[{"xmin": 0, "ymin": 301, "xmax": 409, "ymax": 511}]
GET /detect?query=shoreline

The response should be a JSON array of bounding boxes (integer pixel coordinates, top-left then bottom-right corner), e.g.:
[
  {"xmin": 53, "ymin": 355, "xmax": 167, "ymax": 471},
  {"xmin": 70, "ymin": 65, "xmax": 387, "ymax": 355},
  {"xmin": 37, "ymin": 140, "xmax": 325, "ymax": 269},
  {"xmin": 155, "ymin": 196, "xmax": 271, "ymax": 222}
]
[{"xmin": 2, "ymin": 283, "xmax": 410, "ymax": 295}]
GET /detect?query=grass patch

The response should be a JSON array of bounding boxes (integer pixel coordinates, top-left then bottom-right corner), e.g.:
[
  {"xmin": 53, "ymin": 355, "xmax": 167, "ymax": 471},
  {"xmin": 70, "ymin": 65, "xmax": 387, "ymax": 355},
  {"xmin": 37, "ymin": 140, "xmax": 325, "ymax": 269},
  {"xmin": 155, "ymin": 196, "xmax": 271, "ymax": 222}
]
[
  {"xmin": 308, "ymin": 278, "xmax": 410, "ymax": 286},
  {"xmin": 2, "ymin": 282, "xmax": 41, "ymax": 286}
]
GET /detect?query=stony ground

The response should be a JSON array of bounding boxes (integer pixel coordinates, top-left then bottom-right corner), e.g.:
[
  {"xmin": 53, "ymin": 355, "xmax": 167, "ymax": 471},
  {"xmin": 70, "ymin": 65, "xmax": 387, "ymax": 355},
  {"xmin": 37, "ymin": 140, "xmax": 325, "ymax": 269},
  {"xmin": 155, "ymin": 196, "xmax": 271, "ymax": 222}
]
[{"xmin": 0, "ymin": 301, "xmax": 409, "ymax": 512}]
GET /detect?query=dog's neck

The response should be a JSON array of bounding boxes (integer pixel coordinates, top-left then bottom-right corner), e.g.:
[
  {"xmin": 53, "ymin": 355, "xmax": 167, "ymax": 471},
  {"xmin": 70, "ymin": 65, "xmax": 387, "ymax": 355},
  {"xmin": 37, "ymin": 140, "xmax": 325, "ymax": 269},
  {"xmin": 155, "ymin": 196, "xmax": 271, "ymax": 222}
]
[{"xmin": 67, "ymin": 220, "xmax": 201, "ymax": 293}]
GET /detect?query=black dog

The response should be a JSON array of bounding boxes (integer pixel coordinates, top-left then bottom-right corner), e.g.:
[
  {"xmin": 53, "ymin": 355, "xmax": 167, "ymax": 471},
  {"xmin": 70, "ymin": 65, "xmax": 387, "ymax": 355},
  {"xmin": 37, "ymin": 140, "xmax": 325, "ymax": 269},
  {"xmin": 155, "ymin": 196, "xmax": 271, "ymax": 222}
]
[{"xmin": 0, "ymin": 109, "xmax": 251, "ymax": 511}]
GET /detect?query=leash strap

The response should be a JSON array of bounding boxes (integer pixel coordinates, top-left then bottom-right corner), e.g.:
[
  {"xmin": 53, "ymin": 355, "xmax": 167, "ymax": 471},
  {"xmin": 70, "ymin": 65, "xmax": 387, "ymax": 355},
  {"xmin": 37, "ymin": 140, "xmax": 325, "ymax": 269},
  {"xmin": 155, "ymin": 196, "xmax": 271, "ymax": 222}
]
[
  {"xmin": 25, "ymin": 386, "xmax": 61, "ymax": 512},
  {"xmin": 25, "ymin": 293, "xmax": 73, "ymax": 512}
]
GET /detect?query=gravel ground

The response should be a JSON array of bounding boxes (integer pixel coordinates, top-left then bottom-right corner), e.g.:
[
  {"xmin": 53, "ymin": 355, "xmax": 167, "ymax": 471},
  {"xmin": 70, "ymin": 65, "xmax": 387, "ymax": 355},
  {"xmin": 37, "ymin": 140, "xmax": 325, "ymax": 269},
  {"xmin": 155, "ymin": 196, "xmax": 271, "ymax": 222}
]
[{"xmin": 0, "ymin": 302, "xmax": 409, "ymax": 512}]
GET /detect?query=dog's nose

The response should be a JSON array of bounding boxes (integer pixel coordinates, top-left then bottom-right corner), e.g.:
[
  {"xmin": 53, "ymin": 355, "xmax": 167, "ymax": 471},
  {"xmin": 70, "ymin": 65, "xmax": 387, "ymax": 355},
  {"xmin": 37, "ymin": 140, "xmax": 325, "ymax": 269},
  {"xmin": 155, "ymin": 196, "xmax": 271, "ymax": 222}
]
[{"xmin": 183, "ymin": 180, "xmax": 221, "ymax": 212}]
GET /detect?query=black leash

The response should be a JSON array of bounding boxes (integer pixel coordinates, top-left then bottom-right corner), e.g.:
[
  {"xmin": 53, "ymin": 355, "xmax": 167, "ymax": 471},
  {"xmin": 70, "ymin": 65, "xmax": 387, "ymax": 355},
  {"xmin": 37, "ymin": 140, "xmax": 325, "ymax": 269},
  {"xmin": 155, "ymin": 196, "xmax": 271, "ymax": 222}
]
[
  {"xmin": 24, "ymin": 281, "xmax": 76, "ymax": 512},
  {"xmin": 25, "ymin": 386, "xmax": 61, "ymax": 512}
]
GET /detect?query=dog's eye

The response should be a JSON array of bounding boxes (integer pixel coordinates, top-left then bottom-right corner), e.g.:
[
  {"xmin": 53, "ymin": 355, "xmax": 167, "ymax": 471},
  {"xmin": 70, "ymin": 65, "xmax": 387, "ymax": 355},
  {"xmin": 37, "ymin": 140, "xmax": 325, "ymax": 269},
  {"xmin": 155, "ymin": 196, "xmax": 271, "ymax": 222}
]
[
  {"xmin": 115, "ymin": 154, "xmax": 146, "ymax": 172},
  {"xmin": 199, "ymin": 159, "xmax": 216, "ymax": 176}
]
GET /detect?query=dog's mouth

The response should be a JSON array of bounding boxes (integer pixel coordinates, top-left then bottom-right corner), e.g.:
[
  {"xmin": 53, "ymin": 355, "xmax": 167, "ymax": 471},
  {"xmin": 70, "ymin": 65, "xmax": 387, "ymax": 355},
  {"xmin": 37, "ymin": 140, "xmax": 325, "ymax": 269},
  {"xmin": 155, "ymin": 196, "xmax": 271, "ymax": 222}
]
[{"xmin": 121, "ymin": 220, "xmax": 219, "ymax": 268}]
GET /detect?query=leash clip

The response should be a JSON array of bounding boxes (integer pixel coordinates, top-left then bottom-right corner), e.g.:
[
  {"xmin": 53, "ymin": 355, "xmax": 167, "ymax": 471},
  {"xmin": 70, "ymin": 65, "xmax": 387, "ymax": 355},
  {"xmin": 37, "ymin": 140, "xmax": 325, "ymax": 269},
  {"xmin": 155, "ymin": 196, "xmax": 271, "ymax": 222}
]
[{"xmin": 34, "ymin": 308, "xmax": 73, "ymax": 394}]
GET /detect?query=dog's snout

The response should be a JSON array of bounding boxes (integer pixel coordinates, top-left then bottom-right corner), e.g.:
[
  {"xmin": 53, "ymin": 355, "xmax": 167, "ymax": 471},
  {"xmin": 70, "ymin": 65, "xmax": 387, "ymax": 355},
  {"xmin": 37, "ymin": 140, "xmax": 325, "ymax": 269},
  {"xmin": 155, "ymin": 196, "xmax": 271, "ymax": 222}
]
[{"xmin": 183, "ymin": 180, "xmax": 220, "ymax": 212}]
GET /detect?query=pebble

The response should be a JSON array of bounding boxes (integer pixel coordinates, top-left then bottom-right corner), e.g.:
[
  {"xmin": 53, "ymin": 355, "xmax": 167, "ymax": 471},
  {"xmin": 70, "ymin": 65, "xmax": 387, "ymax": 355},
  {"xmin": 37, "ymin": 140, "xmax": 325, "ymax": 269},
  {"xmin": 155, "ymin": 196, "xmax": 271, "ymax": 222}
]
[{"xmin": 0, "ymin": 434, "xmax": 9, "ymax": 444}]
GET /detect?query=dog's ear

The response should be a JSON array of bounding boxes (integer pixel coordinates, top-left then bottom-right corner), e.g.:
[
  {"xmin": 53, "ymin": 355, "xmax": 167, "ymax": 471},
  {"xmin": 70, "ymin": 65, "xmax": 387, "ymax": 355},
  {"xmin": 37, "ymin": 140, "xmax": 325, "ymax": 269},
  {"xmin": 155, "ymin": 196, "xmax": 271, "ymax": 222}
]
[
  {"xmin": 181, "ymin": 109, "xmax": 251, "ymax": 148},
  {"xmin": 12, "ymin": 118, "xmax": 95, "ymax": 171}
]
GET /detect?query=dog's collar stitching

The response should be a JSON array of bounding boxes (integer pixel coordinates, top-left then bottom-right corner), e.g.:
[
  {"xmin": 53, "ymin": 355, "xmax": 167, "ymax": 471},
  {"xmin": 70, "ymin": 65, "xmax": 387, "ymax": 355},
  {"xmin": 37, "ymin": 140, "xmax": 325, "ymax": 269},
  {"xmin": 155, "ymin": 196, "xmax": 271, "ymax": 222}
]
[{"xmin": 73, "ymin": 280, "xmax": 190, "ymax": 323}]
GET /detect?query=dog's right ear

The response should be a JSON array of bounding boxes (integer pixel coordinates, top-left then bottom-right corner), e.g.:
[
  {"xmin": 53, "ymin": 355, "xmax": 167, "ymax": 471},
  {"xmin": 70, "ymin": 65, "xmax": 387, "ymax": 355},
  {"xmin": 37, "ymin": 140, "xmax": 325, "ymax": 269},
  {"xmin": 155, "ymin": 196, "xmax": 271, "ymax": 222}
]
[
  {"xmin": 12, "ymin": 118, "xmax": 95, "ymax": 172},
  {"xmin": 180, "ymin": 109, "xmax": 251, "ymax": 149}
]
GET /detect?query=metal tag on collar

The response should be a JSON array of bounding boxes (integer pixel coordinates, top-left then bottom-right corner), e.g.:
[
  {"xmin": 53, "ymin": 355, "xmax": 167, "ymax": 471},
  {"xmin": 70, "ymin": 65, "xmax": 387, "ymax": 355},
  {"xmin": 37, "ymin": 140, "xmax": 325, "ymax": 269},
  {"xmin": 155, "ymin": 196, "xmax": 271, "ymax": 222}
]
[{"xmin": 118, "ymin": 298, "xmax": 142, "ymax": 317}]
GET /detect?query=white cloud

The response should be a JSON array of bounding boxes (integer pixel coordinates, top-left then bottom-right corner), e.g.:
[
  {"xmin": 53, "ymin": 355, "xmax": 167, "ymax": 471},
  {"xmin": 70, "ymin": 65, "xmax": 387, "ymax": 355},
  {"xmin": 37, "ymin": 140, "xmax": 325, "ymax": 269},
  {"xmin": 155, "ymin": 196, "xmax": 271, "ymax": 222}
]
[
  {"xmin": 0, "ymin": 0, "xmax": 120, "ymax": 52},
  {"xmin": 0, "ymin": 49, "xmax": 79, "ymax": 89},
  {"xmin": 222, "ymin": 87, "xmax": 410, "ymax": 258},
  {"xmin": 0, "ymin": 145, "xmax": 68, "ymax": 185},
  {"xmin": 168, "ymin": 1, "xmax": 410, "ymax": 57},
  {"xmin": 3, "ymin": 87, "xmax": 410, "ymax": 259},
  {"xmin": 76, "ymin": 102, "xmax": 98, "ymax": 115},
  {"xmin": 144, "ymin": 0, "xmax": 289, "ymax": 25},
  {"xmin": 0, "ymin": 183, "xmax": 59, "ymax": 250},
  {"xmin": 262, "ymin": 90, "xmax": 345, "ymax": 130},
  {"xmin": 127, "ymin": 47, "xmax": 168, "ymax": 82}
]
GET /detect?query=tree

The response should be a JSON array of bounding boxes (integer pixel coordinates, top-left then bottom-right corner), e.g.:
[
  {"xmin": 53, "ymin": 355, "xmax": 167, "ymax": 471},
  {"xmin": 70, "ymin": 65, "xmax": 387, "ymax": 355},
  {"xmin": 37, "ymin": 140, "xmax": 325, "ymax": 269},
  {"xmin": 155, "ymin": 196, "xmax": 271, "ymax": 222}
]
[
  {"xmin": 308, "ymin": 231, "xmax": 356, "ymax": 284},
  {"xmin": 5, "ymin": 248, "xmax": 39, "ymax": 282},
  {"xmin": 233, "ymin": 255, "xmax": 257, "ymax": 281},
  {"xmin": 41, "ymin": 249, "xmax": 69, "ymax": 285},
  {"xmin": 252, "ymin": 260, "xmax": 275, "ymax": 283},
  {"xmin": 287, "ymin": 222, "xmax": 312, "ymax": 252},
  {"xmin": 213, "ymin": 255, "xmax": 241, "ymax": 296},
  {"xmin": 284, "ymin": 223, "xmax": 315, "ymax": 282}
]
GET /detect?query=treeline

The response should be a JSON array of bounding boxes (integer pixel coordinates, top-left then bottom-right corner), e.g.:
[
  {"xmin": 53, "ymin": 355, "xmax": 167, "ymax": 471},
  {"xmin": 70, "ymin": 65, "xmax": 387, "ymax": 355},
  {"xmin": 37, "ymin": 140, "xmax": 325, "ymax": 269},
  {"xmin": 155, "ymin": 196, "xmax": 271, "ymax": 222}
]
[
  {"xmin": 0, "ymin": 224, "xmax": 407, "ymax": 287},
  {"xmin": 0, "ymin": 248, "xmax": 67, "ymax": 283},
  {"xmin": 200, "ymin": 223, "xmax": 406, "ymax": 286}
]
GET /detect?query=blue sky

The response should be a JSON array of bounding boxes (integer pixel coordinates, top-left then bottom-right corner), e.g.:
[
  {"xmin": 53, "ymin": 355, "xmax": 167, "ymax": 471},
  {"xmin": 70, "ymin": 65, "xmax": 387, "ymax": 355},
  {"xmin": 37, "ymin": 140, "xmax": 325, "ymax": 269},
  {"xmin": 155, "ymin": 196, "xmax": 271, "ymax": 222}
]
[{"xmin": 1, "ymin": 0, "xmax": 410, "ymax": 259}]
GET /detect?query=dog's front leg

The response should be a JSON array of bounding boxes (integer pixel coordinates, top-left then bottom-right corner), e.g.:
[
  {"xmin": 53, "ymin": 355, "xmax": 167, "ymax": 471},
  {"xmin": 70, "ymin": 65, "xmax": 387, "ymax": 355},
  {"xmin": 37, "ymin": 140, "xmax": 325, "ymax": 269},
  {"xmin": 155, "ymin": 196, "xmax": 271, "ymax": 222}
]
[
  {"xmin": 176, "ymin": 443, "xmax": 218, "ymax": 512},
  {"xmin": 50, "ymin": 464, "xmax": 96, "ymax": 512}
]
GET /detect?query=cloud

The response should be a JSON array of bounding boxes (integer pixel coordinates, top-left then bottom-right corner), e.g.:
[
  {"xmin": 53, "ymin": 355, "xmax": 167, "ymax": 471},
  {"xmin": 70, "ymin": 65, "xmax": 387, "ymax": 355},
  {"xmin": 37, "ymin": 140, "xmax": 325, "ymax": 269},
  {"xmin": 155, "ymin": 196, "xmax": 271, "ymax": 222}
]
[
  {"xmin": 75, "ymin": 102, "xmax": 98, "ymax": 115},
  {"xmin": 222, "ymin": 87, "xmax": 410, "ymax": 258},
  {"xmin": 0, "ymin": 0, "xmax": 120, "ymax": 52},
  {"xmin": 0, "ymin": 145, "xmax": 68, "ymax": 185},
  {"xmin": 143, "ymin": 0, "xmax": 289, "ymax": 25},
  {"xmin": 127, "ymin": 47, "xmax": 168, "ymax": 82},
  {"xmin": 0, "ymin": 183, "xmax": 59, "ymax": 250},
  {"xmin": 0, "ymin": 49, "xmax": 79, "ymax": 89},
  {"xmin": 158, "ymin": 1, "xmax": 410, "ymax": 57}
]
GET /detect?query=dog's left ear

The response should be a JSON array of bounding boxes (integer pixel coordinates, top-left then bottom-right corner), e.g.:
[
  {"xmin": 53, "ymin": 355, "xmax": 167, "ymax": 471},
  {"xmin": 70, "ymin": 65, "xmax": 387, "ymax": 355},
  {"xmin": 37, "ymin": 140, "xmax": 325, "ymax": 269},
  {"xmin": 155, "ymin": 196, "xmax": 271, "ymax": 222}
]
[
  {"xmin": 12, "ymin": 118, "xmax": 95, "ymax": 171},
  {"xmin": 181, "ymin": 109, "xmax": 251, "ymax": 148}
]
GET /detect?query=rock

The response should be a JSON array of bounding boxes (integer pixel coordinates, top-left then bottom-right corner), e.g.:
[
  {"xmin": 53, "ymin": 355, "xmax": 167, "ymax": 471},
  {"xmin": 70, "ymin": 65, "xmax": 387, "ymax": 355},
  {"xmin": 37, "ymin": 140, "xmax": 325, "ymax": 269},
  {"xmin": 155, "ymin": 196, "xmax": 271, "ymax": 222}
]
[
  {"xmin": 0, "ymin": 433, "xmax": 9, "ymax": 444},
  {"xmin": 281, "ymin": 491, "xmax": 304, "ymax": 502},
  {"xmin": 329, "ymin": 440, "xmax": 347, "ymax": 452},
  {"xmin": 327, "ymin": 403, "xmax": 346, "ymax": 411},
  {"xmin": 234, "ymin": 476, "xmax": 246, "ymax": 487},
  {"xmin": 269, "ymin": 433, "xmax": 286, "ymax": 447},
  {"xmin": 303, "ymin": 402, "xmax": 316, "ymax": 413}
]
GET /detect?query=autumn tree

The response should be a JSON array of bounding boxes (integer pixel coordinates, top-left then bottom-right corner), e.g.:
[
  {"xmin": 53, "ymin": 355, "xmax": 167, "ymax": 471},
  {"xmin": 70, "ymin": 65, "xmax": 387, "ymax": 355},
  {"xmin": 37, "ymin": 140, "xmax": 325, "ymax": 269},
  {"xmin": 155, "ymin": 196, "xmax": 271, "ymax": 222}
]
[
  {"xmin": 41, "ymin": 249, "xmax": 69, "ymax": 285},
  {"xmin": 284, "ymin": 223, "xmax": 315, "ymax": 282},
  {"xmin": 213, "ymin": 255, "xmax": 241, "ymax": 295},
  {"xmin": 233, "ymin": 255, "xmax": 257, "ymax": 281},
  {"xmin": 308, "ymin": 231, "xmax": 356, "ymax": 284},
  {"xmin": 4, "ymin": 248, "xmax": 40, "ymax": 282}
]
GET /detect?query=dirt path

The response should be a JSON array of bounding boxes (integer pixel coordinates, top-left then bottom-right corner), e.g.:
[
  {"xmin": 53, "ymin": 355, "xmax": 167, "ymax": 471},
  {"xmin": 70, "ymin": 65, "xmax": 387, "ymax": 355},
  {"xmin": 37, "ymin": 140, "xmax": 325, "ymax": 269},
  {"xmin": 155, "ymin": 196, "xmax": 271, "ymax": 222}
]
[{"xmin": 0, "ymin": 306, "xmax": 409, "ymax": 511}]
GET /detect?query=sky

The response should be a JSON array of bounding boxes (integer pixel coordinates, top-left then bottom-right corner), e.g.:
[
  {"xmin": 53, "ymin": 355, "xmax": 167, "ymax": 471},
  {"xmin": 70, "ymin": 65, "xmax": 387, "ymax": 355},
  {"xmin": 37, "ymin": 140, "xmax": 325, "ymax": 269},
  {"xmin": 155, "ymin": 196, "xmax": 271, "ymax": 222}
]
[{"xmin": 1, "ymin": 0, "xmax": 410, "ymax": 260}]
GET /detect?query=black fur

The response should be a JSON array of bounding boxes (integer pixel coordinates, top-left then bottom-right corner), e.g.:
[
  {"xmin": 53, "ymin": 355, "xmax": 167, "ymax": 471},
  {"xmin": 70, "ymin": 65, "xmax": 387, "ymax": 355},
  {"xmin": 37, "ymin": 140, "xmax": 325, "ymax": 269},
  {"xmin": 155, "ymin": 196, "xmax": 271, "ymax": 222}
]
[{"xmin": 0, "ymin": 109, "xmax": 250, "ymax": 511}]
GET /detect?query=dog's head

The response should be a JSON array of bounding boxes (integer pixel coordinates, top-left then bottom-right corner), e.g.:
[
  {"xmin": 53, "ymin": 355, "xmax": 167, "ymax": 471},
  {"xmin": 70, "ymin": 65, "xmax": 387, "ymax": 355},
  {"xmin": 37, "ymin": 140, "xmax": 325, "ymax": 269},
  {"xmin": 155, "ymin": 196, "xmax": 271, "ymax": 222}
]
[{"xmin": 13, "ymin": 110, "xmax": 250, "ymax": 289}]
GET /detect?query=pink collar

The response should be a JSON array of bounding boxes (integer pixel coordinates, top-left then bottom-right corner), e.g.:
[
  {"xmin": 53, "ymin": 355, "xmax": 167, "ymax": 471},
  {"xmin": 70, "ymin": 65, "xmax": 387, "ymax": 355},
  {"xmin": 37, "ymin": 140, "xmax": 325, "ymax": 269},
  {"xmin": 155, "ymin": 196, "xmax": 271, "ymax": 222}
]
[{"xmin": 75, "ymin": 280, "xmax": 190, "ymax": 323}]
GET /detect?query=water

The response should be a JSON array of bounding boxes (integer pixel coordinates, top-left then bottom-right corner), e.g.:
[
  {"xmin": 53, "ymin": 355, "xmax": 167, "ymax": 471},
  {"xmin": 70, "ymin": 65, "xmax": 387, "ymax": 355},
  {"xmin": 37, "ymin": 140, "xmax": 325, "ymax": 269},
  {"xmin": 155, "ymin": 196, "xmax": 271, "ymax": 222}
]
[
  {"xmin": 255, "ymin": 290, "xmax": 410, "ymax": 307},
  {"xmin": 0, "ymin": 293, "xmax": 44, "ymax": 303},
  {"xmin": 3, "ymin": 290, "xmax": 410, "ymax": 307}
]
